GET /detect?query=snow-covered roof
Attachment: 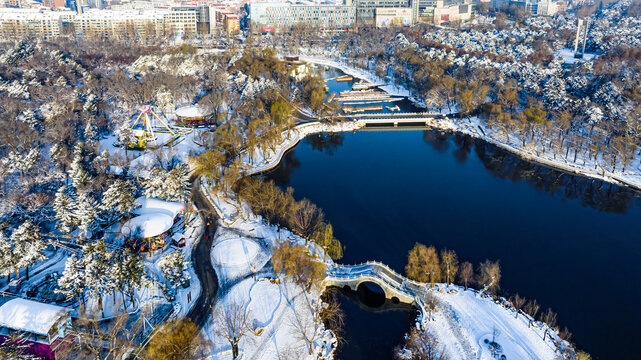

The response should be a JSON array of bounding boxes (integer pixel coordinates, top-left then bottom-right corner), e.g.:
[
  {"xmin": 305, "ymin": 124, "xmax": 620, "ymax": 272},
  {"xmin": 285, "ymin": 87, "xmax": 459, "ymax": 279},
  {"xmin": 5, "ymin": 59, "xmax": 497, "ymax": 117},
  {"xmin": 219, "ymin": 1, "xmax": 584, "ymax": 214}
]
[
  {"xmin": 134, "ymin": 196, "xmax": 184, "ymax": 218},
  {"xmin": 0, "ymin": 299, "xmax": 71, "ymax": 336},
  {"xmin": 121, "ymin": 213, "xmax": 174, "ymax": 238},
  {"xmin": 176, "ymin": 105, "xmax": 209, "ymax": 118}
]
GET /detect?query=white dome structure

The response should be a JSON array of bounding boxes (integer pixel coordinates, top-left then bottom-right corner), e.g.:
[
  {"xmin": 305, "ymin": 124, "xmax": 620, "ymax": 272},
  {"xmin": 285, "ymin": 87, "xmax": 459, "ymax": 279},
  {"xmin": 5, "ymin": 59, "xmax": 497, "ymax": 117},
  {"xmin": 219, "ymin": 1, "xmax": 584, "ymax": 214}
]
[{"xmin": 121, "ymin": 213, "xmax": 174, "ymax": 239}]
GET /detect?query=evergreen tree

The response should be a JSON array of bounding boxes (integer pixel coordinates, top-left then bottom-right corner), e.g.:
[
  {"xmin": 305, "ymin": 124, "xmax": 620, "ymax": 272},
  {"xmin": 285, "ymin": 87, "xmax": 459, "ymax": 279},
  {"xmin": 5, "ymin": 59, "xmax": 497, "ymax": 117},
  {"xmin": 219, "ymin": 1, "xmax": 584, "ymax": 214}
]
[
  {"xmin": 83, "ymin": 241, "xmax": 111, "ymax": 318},
  {"xmin": 123, "ymin": 251, "xmax": 147, "ymax": 310},
  {"xmin": 69, "ymin": 142, "xmax": 90, "ymax": 188},
  {"xmin": 75, "ymin": 192, "xmax": 99, "ymax": 238},
  {"xmin": 141, "ymin": 164, "xmax": 189, "ymax": 202},
  {"xmin": 158, "ymin": 251, "xmax": 190, "ymax": 291},
  {"xmin": 101, "ymin": 179, "xmax": 137, "ymax": 223},
  {"xmin": 0, "ymin": 233, "xmax": 16, "ymax": 281},
  {"xmin": 11, "ymin": 220, "xmax": 46, "ymax": 280},
  {"xmin": 54, "ymin": 186, "xmax": 77, "ymax": 235},
  {"xmin": 56, "ymin": 255, "xmax": 86, "ymax": 309}
]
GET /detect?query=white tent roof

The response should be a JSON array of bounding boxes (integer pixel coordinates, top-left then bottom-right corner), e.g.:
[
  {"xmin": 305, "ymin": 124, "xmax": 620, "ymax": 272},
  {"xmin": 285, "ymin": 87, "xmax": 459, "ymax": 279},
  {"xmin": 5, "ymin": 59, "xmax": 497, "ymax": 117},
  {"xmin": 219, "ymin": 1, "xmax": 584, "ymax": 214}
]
[
  {"xmin": 0, "ymin": 299, "xmax": 71, "ymax": 336},
  {"xmin": 176, "ymin": 105, "xmax": 208, "ymax": 118},
  {"xmin": 134, "ymin": 196, "xmax": 184, "ymax": 219},
  {"xmin": 121, "ymin": 213, "xmax": 174, "ymax": 238}
]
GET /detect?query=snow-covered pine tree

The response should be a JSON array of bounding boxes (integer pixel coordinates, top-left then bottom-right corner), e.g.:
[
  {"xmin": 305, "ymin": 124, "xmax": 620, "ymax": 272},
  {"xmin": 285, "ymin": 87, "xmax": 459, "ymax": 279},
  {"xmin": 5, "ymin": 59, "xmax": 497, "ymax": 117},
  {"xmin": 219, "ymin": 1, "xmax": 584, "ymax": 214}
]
[
  {"xmin": 0, "ymin": 233, "xmax": 16, "ymax": 281},
  {"xmin": 54, "ymin": 186, "xmax": 77, "ymax": 235},
  {"xmin": 10, "ymin": 220, "xmax": 46, "ymax": 280},
  {"xmin": 123, "ymin": 251, "xmax": 147, "ymax": 308},
  {"xmin": 543, "ymin": 76, "xmax": 568, "ymax": 110},
  {"xmin": 100, "ymin": 179, "xmax": 137, "ymax": 223},
  {"xmin": 7, "ymin": 148, "xmax": 39, "ymax": 178},
  {"xmin": 110, "ymin": 256, "xmax": 128, "ymax": 312},
  {"xmin": 82, "ymin": 241, "xmax": 111, "ymax": 318},
  {"xmin": 165, "ymin": 164, "xmax": 189, "ymax": 202},
  {"xmin": 84, "ymin": 120, "xmax": 97, "ymax": 143},
  {"xmin": 69, "ymin": 143, "xmax": 90, "ymax": 188},
  {"xmin": 56, "ymin": 255, "xmax": 86, "ymax": 309},
  {"xmin": 141, "ymin": 168, "xmax": 168, "ymax": 200},
  {"xmin": 112, "ymin": 250, "xmax": 147, "ymax": 311},
  {"xmin": 116, "ymin": 122, "xmax": 136, "ymax": 149},
  {"xmin": 141, "ymin": 164, "xmax": 189, "ymax": 202},
  {"xmin": 75, "ymin": 192, "xmax": 99, "ymax": 239},
  {"xmin": 157, "ymin": 250, "xmax": 190, "ymax": 291}
]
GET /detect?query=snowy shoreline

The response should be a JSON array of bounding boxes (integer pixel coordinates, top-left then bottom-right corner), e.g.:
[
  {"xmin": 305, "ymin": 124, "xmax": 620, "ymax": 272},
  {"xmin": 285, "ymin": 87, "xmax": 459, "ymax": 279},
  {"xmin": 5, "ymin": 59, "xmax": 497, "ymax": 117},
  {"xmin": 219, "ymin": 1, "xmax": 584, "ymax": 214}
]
[
  {"xmin": 302, "ymin": 56, "xmax": 641, "ymax": 192},
  {"xmin": 197, "ymin": 118, "xmax": 572, "ymax": 359}
]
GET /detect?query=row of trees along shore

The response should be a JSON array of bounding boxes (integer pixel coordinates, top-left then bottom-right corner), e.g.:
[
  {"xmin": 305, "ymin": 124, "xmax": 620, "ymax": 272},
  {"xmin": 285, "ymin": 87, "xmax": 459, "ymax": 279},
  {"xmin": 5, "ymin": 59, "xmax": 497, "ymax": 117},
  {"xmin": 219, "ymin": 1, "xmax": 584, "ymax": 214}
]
[{"xmin": 404, "ymin": 242, "xmax": 591, "ymax": 359}]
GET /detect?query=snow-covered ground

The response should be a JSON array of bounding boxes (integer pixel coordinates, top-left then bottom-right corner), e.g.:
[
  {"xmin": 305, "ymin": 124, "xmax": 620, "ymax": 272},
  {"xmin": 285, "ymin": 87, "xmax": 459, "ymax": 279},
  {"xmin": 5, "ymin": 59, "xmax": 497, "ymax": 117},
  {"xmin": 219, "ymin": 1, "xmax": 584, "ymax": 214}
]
[
  {"xmin": 555, "ymin": 48, "xmax": 598, "ymax": 65},
  {"xmin": 202, "ymin": 202, "xmax": 336, "ymax": 360},
  {"xmin": 425, "ymin": 285, "xmax": 561, "ymax": 359}
]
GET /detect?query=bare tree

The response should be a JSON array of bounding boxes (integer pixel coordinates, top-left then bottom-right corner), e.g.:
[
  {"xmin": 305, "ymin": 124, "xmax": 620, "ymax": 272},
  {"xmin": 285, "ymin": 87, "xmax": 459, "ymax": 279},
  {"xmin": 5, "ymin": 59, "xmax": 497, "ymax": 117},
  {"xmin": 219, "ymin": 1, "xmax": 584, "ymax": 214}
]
[
  {"xmin": 524, "ymin": 299, "xmax": 540, "ymax": 328},
  {"xmin": 457, "ymin": 261, "xmax": 474, "ymax": 290},
  {"xmin": 540, "ymin": 308, "xmax": 558, "ymax": 341},
  {"xmin": 288, "ymin": 295, "xmax": 325, "ymax": 356},
  {"xmin": 423, "ymin": 292, "xmax": 438, "ymax": 322},
  {"xmin": 395, "ymin": 327, "xmax": 448, "ymax": 360},
  {"xmin": 291, "ymin": 199, "xmax": 322, "ymax": 239},
  {"xmin": 272, "ymin": 241, "xmax": 326, "ymax": 292},
  {"xmin": 440, "ymin": 249, "xmax": 459, "ymax": 288},
  {"xmin": 510, "ymin": 294, "xmax": 526, "ymax": 319},
  {"xmin": 143, "ymin": 318, "xmax": 211, "ymax": 360},
  {"xmin": 215, "ymin": 301, "xmax": 251, "ymax": 359},
  {"xmin": 477, "ymin": 260, "xmax": 501, "ymax": 295},
  {"xmin": 405, "ymin": 243, "xmax": 441, "ymax": 288},
  {"xmin": 67, "ymin": 310, "xmax": 144, "ymax": 360}
]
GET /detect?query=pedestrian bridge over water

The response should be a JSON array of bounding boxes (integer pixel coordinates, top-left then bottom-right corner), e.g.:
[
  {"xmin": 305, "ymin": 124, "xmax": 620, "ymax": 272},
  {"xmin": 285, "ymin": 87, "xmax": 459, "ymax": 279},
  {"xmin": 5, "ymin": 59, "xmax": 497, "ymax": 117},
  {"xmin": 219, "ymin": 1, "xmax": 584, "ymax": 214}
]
[
  {"xmin": 324, "ymin": 261, "xmax": 430, "ymax": 313},
  {"xmin": 343, "ymin": 112, "xmax": 449, "ymax": 127}
]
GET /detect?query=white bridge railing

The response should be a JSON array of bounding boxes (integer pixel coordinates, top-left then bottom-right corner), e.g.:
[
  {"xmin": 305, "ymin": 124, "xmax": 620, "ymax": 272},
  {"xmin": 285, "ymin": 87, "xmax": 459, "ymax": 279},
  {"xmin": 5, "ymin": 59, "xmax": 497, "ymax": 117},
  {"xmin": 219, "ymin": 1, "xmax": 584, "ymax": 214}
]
[{"xmin": 326, "ymin": 261, "xmax": 428, "ymax": 299}]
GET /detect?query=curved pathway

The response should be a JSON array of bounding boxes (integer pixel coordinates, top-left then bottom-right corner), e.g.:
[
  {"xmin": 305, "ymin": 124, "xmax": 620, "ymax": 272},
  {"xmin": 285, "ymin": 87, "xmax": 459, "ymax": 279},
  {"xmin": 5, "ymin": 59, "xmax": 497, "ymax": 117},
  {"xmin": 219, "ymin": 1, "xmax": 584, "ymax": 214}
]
[{"xmin": 187, "ymin": 179, "xmax": 219, "ymax": 327}]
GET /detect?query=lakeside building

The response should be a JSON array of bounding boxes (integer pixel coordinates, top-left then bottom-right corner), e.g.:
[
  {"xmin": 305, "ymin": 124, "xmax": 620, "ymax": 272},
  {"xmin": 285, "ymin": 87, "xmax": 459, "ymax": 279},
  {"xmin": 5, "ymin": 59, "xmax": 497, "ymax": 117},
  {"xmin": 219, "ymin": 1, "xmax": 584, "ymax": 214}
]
[
  {"xmin": 0, "ymin": 299, "xmax": 73, "ymax": 360},
  {"xmin": 248, "ymin": 2, "xmax": 356, "ymax": 32}
]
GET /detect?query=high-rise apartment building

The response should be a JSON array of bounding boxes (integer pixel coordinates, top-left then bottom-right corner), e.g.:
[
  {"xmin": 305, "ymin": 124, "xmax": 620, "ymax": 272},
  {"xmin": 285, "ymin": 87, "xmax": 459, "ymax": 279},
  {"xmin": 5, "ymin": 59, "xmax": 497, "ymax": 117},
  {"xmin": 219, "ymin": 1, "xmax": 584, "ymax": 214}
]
[
  {"xmin": 249, "ymin": 2, "xmax": 356, "ymax": 32},
  {"xmin": 0, "ymin": 8, "xmax": 74, "ymax": 39},
  {"xmin": 0, "ymin": 7, "xmax": 198, "ymax": 39}
]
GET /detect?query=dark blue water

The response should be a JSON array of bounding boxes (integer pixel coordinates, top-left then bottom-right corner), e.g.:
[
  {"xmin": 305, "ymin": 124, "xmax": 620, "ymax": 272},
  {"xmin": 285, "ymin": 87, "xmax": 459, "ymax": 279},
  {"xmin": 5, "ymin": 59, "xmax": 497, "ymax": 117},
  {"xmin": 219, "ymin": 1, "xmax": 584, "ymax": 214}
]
[{"xmin": 266, "ymin": 130, "xmax": 641, "ymax": 360}]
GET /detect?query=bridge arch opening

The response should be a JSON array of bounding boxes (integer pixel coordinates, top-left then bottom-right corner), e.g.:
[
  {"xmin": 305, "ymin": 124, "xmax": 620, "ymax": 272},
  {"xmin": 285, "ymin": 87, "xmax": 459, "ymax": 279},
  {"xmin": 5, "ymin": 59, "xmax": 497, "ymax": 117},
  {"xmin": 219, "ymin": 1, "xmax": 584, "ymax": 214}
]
[
  {"xmin": 356, "ymin": 282, "xmax": 386, "ymax": 308},
  {"xmin": 391, "ymin": 296, "xmax": 400, "ymax": 304}
]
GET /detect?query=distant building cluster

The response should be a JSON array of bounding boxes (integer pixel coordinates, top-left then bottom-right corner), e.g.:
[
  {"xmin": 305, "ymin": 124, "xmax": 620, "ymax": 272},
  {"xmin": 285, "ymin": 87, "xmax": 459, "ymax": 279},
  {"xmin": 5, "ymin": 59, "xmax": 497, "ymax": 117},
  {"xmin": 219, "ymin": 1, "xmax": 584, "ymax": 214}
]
[
  {"xmin": 0, "ymin": 0, "xmax": 570, "ymax": 39},
  {"xmin": 0, "ymin": 0, "xmax": 242, "ymax": 39},
  {"xmin": 491, "ymin": 0, "xmax": 566, "ymax": 16}
]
